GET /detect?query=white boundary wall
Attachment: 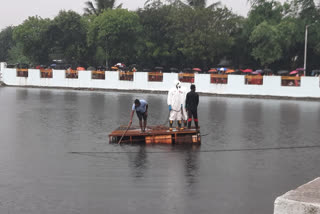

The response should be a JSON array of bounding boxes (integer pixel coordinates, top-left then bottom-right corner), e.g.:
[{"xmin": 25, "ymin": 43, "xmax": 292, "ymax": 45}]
[
  {"xmin": 2, "ymin": 68, "xmax": 320, "ymax": 98},
  {"xmin": 0, "ymin": 62, "xmax": 6, "ymax": 71},
  {"xmin": 0, "ymin": 62, "xmax": 7, "ymax": 82}
]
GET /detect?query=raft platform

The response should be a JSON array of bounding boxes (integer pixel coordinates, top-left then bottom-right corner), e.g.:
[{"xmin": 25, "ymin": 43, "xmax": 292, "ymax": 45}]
[{"xmin": 109, "ymin": 125, "xmax": 201, "ymax": 144}]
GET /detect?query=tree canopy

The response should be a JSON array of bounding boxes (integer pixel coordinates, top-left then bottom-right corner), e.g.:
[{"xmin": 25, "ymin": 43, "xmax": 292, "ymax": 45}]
[
  {"xmin": 0, "ymin": 26, "xmax": 14, "ymax": 62},
  {"xmin": 87, "ymin": 9, "xmax": 142, "ymax": 67},
  {"xmin": 84, "ymin": 0, "xmax": 122, "ymax": 15},
  {"xmin": 12, "ymin": 16, "xmax": 51, "ymax": 65}
]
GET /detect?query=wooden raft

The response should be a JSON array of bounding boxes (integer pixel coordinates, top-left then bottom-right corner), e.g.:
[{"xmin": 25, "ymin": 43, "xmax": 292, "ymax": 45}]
[{"xmin": 109, "ymin": 125, "xmax": 201, "ymax": 144}]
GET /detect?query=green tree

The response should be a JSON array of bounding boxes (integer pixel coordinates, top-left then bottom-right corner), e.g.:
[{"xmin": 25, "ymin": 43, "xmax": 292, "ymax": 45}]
[
  {"xmin": 167, "ymin": 6, "xmax": 239, "ymax": 67},
  {"xmin": 247, "ymin": 0, "xmax": 284, "ymax": 28},
  {"xmin": 242, "ymin": 0, "xmax": 288, "ymax": 68},
  {"xmin": 290, "ymin": 0, "xmax": 318, "ymax": 20},
  {"xmin": 84, "ymin": 0, "xmax": 122, "ymax": 15},
  {"xmin": 0, "ymin": 26, "xmax": 15, "ymax": 62},
  {"xmin": 249, "ymin": 21, "xmax": 282, "ymax": 66},
  {"xmin": 288, "ymin": 0, "xmax": 320, "ymax": 70},
  {"xmin": 8, "ymin": 43, "xmax": 31, "ymax": 64},
  {"xmin": 13, "ymin": 16, "xmax": 51, "ymax": 64},
  {"xmin": 183, "ymin": 0, "xmax": 220, "ymax": 9},
  {"xmin": 137, "ymin": 2, "xmax": 178, "ymax": 68},
  {"xmin": 48, "ymin": 10, "xmax": 88, "ymax": 65},
  {"xmin": 87, "ymin": 9, "xmax": 142, "ymax": 67}
]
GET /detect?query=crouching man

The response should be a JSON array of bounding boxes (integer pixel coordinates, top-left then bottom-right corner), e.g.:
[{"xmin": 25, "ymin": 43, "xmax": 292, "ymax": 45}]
[{"xmin": 129, "ymin": 99, "xmax": 148, "ymax": 132}]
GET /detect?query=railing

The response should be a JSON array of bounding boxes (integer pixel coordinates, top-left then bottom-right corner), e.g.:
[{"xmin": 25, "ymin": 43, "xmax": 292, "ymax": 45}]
[
  {"xmin": 148, "ymin": 72, "xmax": 163, "ymax": 82},
  {"xmin": 211, "ymin": 74, "xmax": 228, "ymax": 84},
  {"xmin": 92, "ymin": 71, "xmax": 105, "ymax": 80},
  {"xmin": 178, "ymin": 73, "xmax": 194, "ymax": 83},
  {"xmin": 281, "ymin": 76, "xmax": 301, "ymax": 87},
  {"xmin": 16, "ymin": 68, "xmax": 28, "ymax": 77},
  {"xmin": 40, "ymin": 69, "xmax": 53, "ymax": 78},
  {"xmin": 119, "ymin": 71, "xmax": 134, "ymax": 81},
  {"xmin": 66, "ymin": 69, "xmax": 78, "ymax": 79},
  {"xmin": 245, "ymin": 75, "xmax": 263, "ymax": 85}
]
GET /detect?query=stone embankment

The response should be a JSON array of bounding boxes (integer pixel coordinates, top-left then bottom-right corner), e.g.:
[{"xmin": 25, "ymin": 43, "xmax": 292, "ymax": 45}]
[{"xmin": 274, "ymin": 178, "xmax": 320, "ymax": 214}]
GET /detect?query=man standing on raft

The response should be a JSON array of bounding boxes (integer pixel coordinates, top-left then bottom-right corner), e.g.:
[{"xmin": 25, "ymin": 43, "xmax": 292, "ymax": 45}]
[
  {"xmin": 129, "ymin": 99, "xmax": 148, "ymax": 132},
  {"xmin": 186, "ymin": 84, "xmax": 199, "ymax": 130},
  {"xmin": 167, "ymin": 80, "xmax": 184, "ymax": 130}
]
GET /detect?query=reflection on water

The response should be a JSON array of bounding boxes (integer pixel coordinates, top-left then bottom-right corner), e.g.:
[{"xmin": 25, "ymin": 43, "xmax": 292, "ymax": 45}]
[
  {"xmin": 39, "ymin": 89, "xmax": 53, "ymax": 101},
  {"xmin": 127, "ymin": 145, "xmax": 148, "ymax": 179},
  {"xmin": 278, "ymin": 102, "xmax": 302, "ymax": 147},
  {"xmin": 183, "ymin": 146, "xmax": 200, "ymax": 195},
  {"xmin": 0, "ymin": 87, "xmax": 320, "ymax": 214},
  {"xmin": 241, "ymin": 101, "xmax": 263, "ymax": 147},
  {"xmin": 16, "ymin": 89, "xmax": 28, "ymax": 100}
]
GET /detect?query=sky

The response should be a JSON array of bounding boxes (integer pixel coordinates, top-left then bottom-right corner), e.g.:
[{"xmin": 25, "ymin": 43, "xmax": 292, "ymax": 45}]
[{"xmin": 0, "ymin": 0, "xmax": 253, "ymax": 30}]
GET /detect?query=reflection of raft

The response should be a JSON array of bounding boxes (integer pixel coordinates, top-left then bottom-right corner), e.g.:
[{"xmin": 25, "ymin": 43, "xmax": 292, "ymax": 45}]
[{"xmin": 109, "ymin": 125, "xmax": 201, "ymax": 144}]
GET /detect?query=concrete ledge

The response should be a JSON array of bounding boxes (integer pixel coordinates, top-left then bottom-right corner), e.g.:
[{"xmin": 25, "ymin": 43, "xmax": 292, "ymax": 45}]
[{"xmin": 274, "ymin": 178, "xmax": 320, "ymax": 214}]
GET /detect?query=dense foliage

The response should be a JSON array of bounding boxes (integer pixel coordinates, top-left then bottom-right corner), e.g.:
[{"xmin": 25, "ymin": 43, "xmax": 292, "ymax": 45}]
[
  {"xmin": 1, "ymin": 0, "xmax": 320, "ymax": 72},
  {"xmin": 0, "ymin": 26, "xmax": 14, "ymax": 62}
]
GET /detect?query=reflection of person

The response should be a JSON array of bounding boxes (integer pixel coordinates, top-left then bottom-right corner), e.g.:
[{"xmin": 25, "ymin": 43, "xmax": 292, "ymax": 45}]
[
  {"xmin": 128, "ymin": 145, "xmax": 147, "ymax": 179},
  {"xmin": 167, "ymin": 80, "xmax": 183, "ymax": 130},
  {"xmin": 129, "ymin": 99, "xmax": 148, "ymax": 132},
  {"xmin": 186, "ymin": 84, "xmax": 199, "ymax": 129}
]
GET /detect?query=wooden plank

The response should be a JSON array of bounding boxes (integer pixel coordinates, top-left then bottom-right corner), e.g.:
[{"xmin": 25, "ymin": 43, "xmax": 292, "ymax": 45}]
[
  {"xmin": 148, "ymin": 72, "xmax": 163, "ymax": 76},
  {"xmin": 119, "ymin": 71, "xmax": 134, "ymax": 75},
  {"xmin": 109, "ymin": 126, "xmax": 198, "ymax": 137},
  {"xmin": 109, "ymin": 130, "xmax": 198, "ymax": 137},
  {"xmin": 17, "ymin": 68, "xmax": 28, "ymax": 72},
  {"xmin": 65, "ymin": 69, "xmax": 78, "ymax": 74},
  {"xmin": 281, "ymin": 76, "xmax": 301, "ymax": 80},
  {"xmin": 211, "ymin": 74, "xmax": 228, "ymax": 78},
  {"xmin": 179, "ymin": 73, "xmax": 195, "ymax": 77},
  {"xmin": 92, "ymin": 71, "xmax": 105, "ymax": 75},
  {"xmin": 245, "ymin": 75, "xmax": 263, "ymax": 80},
  {"xmin": 40, "ymin": 69, "xmax": 53, "ymax": 73}
]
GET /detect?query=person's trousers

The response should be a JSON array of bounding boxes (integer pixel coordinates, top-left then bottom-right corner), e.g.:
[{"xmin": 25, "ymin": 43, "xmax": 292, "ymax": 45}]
[{"xmin": 187, "ymin": 109, "xmax": 198, "ymax": 128}]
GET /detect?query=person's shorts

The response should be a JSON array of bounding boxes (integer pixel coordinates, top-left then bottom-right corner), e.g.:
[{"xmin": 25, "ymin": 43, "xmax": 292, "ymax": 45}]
[{"xmin": 136, "ymin": 111, "xmax": 147, "ymax": 121}]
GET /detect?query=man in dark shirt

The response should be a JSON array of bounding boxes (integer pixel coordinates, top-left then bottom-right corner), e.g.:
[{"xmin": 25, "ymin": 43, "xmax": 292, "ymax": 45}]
[{"xmin": 185, "ymin": 84, "xmax": 199, "ymax": 129}]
